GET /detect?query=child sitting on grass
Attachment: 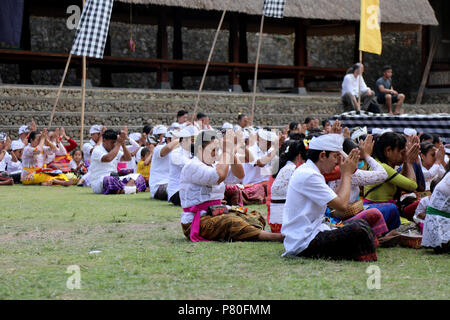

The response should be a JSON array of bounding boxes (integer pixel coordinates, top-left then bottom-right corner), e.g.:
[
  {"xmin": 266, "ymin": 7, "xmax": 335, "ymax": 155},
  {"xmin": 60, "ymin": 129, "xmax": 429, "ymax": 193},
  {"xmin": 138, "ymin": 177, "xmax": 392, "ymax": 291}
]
[
  {"xmin": 70, "ymin": 149, "xmax": 88, "ymax": 184},
  {"xmin": 137, "ymin": 146, "xmax": 153, "ymax": 190}
]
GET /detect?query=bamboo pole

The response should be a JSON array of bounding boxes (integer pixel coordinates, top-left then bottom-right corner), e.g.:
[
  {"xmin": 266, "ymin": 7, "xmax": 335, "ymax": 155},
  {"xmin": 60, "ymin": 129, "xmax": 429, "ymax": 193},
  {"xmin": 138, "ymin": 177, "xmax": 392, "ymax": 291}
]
[
  {"xmin": 80, "ymin": 0, "xmax": 87, "ymax": 147},
  {"xmin": 192, "ymin": 8, "xmax": 228, "ymax": 122},
  {"xmin": 49, "ymin": 54, "xmax": 72, "ymax": 128},
  {"xmin": 80, "ymin": 56, "xmax": 86, "ymax": 147},
  {"xmin": 358, "ymin": 50, "xmax": 362, "ymax": 107},
  {"xmin": 250, "ymin": 15, "xmax": 265, "ymax": 126}
]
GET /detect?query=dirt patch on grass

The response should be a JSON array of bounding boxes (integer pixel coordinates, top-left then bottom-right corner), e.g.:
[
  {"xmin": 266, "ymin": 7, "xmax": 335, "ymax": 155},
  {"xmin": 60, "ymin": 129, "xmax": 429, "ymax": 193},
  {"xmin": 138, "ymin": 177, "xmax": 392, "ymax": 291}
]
[{"xmin": 0, "ymin": 221, "xmax": 179, "ymax": 243}]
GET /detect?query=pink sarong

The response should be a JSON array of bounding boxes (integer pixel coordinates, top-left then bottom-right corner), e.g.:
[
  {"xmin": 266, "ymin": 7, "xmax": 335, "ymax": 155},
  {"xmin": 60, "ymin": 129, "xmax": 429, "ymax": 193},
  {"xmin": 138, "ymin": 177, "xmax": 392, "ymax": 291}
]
[
  {"xmin": 346, "ymin": 208, "xmax": 388, "ymax": 236},
  {"xmin": 183, "ymin": 200, "xmax": 221, "ymax": 242}
]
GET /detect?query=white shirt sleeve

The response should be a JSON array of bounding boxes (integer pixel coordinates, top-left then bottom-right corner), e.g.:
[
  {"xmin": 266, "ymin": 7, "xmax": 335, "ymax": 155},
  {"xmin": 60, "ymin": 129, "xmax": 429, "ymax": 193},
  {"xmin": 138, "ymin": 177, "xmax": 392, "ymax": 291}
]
[
  {"xmin": 82, "ymin": 142, "xmax": 96, "ymax": 160},
  {"xmin": 91, "ymin": 146, "xmax": 106, "ymax": 163},
  {"xmin": 171, "ymin": 148, "xmax": 190, "ymax": 167},
  {"xmin": 351, "ymin": 156, "xmax": 388, "ymax": 186},
  {"xmin": 293, "ymin": 172, "xmax": 337, "ymax": 207},
  {"xmin": 184, "ymin": 160, "xmax": 219, "ymax": 186},
  {"xmin": 127, "ymin": 138, "xmax": 141, "ymax": 154},
  {"xmin": 341, "ymin": 74, "xmax": 352, "ymax": 96},
  {"xmin": 360, "ymin": 76, "xmax": 369, "ymax": 93},
  {"xmin": 423, "ymin": 163, "xmax": 446, "ymax": 181},
  {"xmin": 70, "ymin": 160, "xmax": 78, "ymax": 170}
]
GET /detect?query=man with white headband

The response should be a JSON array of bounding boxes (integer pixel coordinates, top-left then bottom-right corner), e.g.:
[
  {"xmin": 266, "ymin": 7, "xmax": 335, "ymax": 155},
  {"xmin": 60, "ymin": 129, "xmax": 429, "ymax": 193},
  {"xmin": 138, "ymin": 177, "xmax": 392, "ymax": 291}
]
[
  {"xmin": 83, "ymin": 125, "xmax": 103, "ymax": 165},
  {"xmin": 7, "ymin": 140, "xmax": 25, "ymax": 183},
  {"xmin": 167, "ymin": 126, "xmax": 198, "ymax": 206},
  {"xmin": 281, "ymin": 133, "xmax": 379, "ymax": 261},
  {"xmin": 148, "ymin": 125, "xmax": 180, "ymax": 200}
]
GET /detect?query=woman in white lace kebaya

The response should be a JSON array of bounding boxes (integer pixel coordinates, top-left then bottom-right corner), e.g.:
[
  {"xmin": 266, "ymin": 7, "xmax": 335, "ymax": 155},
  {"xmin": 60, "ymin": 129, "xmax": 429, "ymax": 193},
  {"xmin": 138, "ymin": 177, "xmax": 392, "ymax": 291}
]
[
  {"xmin": 269, "ymin": 140, "xmax": 307, "ymax": 233},
  {"xmin": 327, "ymin": 136, "xmax": 390, "ymax": 237},
  {"xmin": 421, "ymin": 165, "xmax": 450, "ymax": 253}
]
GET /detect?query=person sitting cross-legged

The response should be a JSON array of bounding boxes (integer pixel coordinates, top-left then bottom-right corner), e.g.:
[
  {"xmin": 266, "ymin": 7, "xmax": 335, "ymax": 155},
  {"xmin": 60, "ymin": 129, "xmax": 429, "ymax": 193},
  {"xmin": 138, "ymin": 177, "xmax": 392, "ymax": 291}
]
[
  {"xmin": 180, "ymin": 130, "xmax": 283, "ymax": 243},
  {"xmin": 281, "ymin": 134, "xmax": 379, "ymax": 262},
  {"xmin": 89, "ymin": 128, "xmax": 146, "ymax": 195},
  {"xmin": 375, "ymin": 65, "xmax": 405, "ymax": 115}
]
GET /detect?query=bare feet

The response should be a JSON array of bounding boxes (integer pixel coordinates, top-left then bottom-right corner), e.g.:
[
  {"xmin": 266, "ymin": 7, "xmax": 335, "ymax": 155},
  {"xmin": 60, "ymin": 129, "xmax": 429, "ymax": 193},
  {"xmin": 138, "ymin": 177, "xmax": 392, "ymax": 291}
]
[
  {"xmin": 42, "ymin": 180, "xmax": 54, "ymax": 186},
  {"xmin": 257, "ymin": 231, "xmax": 284, "ymax": 242}
]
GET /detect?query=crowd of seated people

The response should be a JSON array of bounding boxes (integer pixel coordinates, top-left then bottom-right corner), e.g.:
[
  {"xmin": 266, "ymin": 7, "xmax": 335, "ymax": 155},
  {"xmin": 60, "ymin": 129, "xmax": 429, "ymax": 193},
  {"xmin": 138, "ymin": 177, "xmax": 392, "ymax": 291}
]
[{"xmin": 1, "ymin": 110, "xmax": 449, "ymax": 257}]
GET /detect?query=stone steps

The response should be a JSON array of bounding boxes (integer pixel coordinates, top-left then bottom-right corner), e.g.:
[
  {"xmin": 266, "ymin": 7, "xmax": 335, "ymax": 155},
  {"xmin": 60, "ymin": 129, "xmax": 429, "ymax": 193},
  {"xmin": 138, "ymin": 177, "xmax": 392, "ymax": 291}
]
[
  {"xmin": 1, "ymin": 85, "xmax": 449, "ymax": 142},
  {"xmin": 0, "ymin": 85, "xmax": 341, "ymax": 104}
]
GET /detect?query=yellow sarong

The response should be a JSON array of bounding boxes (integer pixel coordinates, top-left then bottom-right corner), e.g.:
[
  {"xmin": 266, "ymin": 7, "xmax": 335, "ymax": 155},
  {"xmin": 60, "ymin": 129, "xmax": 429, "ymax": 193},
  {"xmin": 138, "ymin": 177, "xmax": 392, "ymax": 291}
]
[{"xmin": 21, "ymin": 167, "xmax": 69, "ymax": 185}]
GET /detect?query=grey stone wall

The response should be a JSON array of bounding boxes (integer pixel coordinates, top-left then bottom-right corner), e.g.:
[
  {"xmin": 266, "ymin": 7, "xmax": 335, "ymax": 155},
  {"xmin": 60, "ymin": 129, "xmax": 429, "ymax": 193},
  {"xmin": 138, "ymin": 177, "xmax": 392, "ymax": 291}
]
[{"xmin": 0, "ymin": 16, "xmax": 422, "ymax": 99}]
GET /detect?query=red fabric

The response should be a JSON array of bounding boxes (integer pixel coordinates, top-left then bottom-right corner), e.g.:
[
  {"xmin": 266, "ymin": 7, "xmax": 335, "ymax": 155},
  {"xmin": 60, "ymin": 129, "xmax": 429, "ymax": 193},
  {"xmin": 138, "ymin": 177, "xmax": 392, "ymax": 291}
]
[
  {"xmin": 269, "ymin": 223, "xmax": 282, "ymax": 233},
  {"xmin": 224, "ymin": 185, "xmax": 244, "ymax": 207},
  {"xmin": 403, "ymin": 200, "xmax": 420, "ymax": 221},
  {"xmin": 323, "ymin": 165, "xmax": 341, "ymax": 182},
  {"xmin": 64, "ymin": 138, "xmax": 78, "ymax": 153}
]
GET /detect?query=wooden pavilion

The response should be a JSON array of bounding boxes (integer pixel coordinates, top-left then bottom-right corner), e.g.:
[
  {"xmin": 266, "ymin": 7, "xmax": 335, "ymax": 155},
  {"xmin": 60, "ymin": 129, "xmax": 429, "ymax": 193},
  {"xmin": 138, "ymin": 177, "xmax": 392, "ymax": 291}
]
[{"xmin": 0, "ymin": 0, "xmax": 439, "ymax": 93}]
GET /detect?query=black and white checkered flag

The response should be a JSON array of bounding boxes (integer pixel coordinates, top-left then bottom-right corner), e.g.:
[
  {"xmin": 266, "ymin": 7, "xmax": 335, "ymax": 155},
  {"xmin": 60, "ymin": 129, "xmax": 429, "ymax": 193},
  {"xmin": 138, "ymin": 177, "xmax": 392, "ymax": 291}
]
[
  {"xmin": 262, "ymin": 0, "xmax": 286, "ymax": 18},
  {"xmin": 70, "ymin": 0, "xmax": 114, "ymax": 59}
]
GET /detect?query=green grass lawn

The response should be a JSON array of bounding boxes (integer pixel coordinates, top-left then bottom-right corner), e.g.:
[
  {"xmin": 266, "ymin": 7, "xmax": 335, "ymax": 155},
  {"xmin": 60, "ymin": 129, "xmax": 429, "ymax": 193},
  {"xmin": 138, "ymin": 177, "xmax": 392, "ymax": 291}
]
[{"xmin": 0, "ymin": 185, "xmax": 448, "ymax": 300}]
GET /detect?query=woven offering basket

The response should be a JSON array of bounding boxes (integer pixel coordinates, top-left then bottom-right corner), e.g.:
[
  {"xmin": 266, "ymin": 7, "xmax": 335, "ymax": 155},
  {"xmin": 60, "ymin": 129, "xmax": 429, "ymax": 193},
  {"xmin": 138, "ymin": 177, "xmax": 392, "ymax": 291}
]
[
  {"xmin": 334, "ymin": 199, "xmax": 364, "ymax": 220},
  {"xmin": 399, "ymin": 234, "xmax": 422, "ymax": 249}
]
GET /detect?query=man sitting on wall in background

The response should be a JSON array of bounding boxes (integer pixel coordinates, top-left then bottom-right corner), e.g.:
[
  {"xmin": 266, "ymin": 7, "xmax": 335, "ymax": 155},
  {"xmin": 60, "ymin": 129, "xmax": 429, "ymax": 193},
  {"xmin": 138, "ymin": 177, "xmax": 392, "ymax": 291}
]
[
  {"xmin": 375, "ymin": 65, "xmax": 405, "ymax": 115},
  {"xmin": 171, "ymin": 110, "xmax": 191, "ymax": 129},
  {"xmin": 341, "ymin": 63, "xmax": 379, "ymax": 114}
]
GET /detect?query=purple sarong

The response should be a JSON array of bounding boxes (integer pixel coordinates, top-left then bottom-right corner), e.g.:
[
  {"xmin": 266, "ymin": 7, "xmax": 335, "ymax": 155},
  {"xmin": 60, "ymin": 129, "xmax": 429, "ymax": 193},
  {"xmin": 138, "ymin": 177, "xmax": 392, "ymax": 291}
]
[{"xmin": 102, "ymin": 175, "xmax": 146, "ymax": 194}]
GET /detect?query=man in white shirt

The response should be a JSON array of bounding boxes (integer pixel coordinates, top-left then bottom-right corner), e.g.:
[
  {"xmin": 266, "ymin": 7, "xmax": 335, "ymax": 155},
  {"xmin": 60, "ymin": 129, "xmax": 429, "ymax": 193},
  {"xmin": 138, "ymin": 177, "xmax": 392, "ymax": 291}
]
[
  {"xmin": 148, "ymin": 126, "xmax": 180, "ymax": 200},
  {"xmin": 7, "ymin": 140, "xmax": 24, "ymax": 183},
  {"xmin": 167, "ymin": 126, "xmax": 198, "ymax": 206},
  {"xmin": 90, "ymin": 129, "xmax": 146, "ymax": 194},
  {"xmin": 83, "ymin": 125, "xmax": 103, "ymax": 165},
  {"xmin": 341, "ymin": 63, "xmax": 376, "ymax": 113},
  {"xmin": 281, "ymin": 133, "xmax": 378, "ymax": 262},
  {"xmin": 170, "ymin": 110, "xmax": 191, "ymax": 130}
]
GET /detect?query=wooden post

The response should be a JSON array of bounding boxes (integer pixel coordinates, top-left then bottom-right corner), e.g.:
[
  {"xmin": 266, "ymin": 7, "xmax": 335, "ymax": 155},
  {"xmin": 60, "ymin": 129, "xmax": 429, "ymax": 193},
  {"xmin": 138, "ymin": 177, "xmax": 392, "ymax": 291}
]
[
  {"xmin": 173, "ymin": 8, "xmax": 183, "ymax": 89},
  {"xmin": 157, "ymin": 8, "xmax": 170, "ymax": 89},
  {"xmin": 100, "ymin": 34, "xmax": 112, "ymax": 87},
  {"xmin": 354, "ymin": 22, "xmax": 361, "ymax": 64},
  {"xmin": 80, "ymin": 0, "xmax": 87, "ymax": 147},
  {"xmin": 228, "ymin": 13, "xmax": 241, "ymax": 92},
  {"xmin": 250, "ymin": 15, "xmax": 265, "ymax": 126},
  {"xmin": 416, "ymin": 38, "xmax": 438, "ymax": 105},
  {"xmin": 294, "ymin": 18, "xmax": 307, "ymax": 95},
  {"xmin": 421, "ymin": 25, "xmax": 430, "ymax": 76},
  {"xmin": 238, "ymin": 14, "xmax": 249, "ymax": 92},
  {"xmin": 19, "ymin": 0, "xmax": 32, "ymax": 84},
  {"xmin": 358, "ymin": 51, "xmax": 363, "ymax": 105}
]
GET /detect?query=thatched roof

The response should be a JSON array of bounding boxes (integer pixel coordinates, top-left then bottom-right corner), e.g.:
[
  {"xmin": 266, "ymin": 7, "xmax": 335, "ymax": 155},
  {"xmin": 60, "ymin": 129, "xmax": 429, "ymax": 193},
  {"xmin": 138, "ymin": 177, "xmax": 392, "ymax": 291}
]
[{"xmin": 117, "ymin": 0, "xmax": 438, "ymax": 26}]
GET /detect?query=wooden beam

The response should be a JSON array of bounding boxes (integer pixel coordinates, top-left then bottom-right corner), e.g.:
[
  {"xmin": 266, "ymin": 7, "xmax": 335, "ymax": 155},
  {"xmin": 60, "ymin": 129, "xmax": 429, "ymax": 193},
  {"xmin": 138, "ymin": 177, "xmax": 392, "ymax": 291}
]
[
  {"xmin": 100, "ymin": 34, "xmax": 112, "ymax": 87},
  {"xmin": 228, "ymin": 13, "xmax": 240, "ymax": 90},
  {"xmin": 238, "ymin": 14, "xmax": 249, "ymax": 92},
  {"xmin": 294, "ymin": 18, "xmax": 307, "ymax": 90},
  {"xmin": 421, "ymin": 25, "xmax": 430, "ymax": 76},
  {"xmin": 416, "ymin": 38, "xmax": 438, "ymax": 104},
  {"xmin": 173, "ymin": 8, "xmax": 184, "ymax": 89},
  {"xmin": 19, "ymin": 0, "xmax": 32, "ymax": 84},
  {"xmin": 354, "ymin": 22, "xmax": 361, "ymax": 64},
  {"xmin": 157, "ymin": 8, "xmax": 170, "ymax": 89}
]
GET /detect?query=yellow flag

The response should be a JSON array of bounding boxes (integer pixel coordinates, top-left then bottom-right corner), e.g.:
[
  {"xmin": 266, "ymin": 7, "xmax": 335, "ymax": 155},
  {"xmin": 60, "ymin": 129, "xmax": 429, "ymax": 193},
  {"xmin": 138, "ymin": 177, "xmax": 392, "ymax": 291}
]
[{"xmin": 359, "ymin": 0, "xmax": 382, "ymax": 55}]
